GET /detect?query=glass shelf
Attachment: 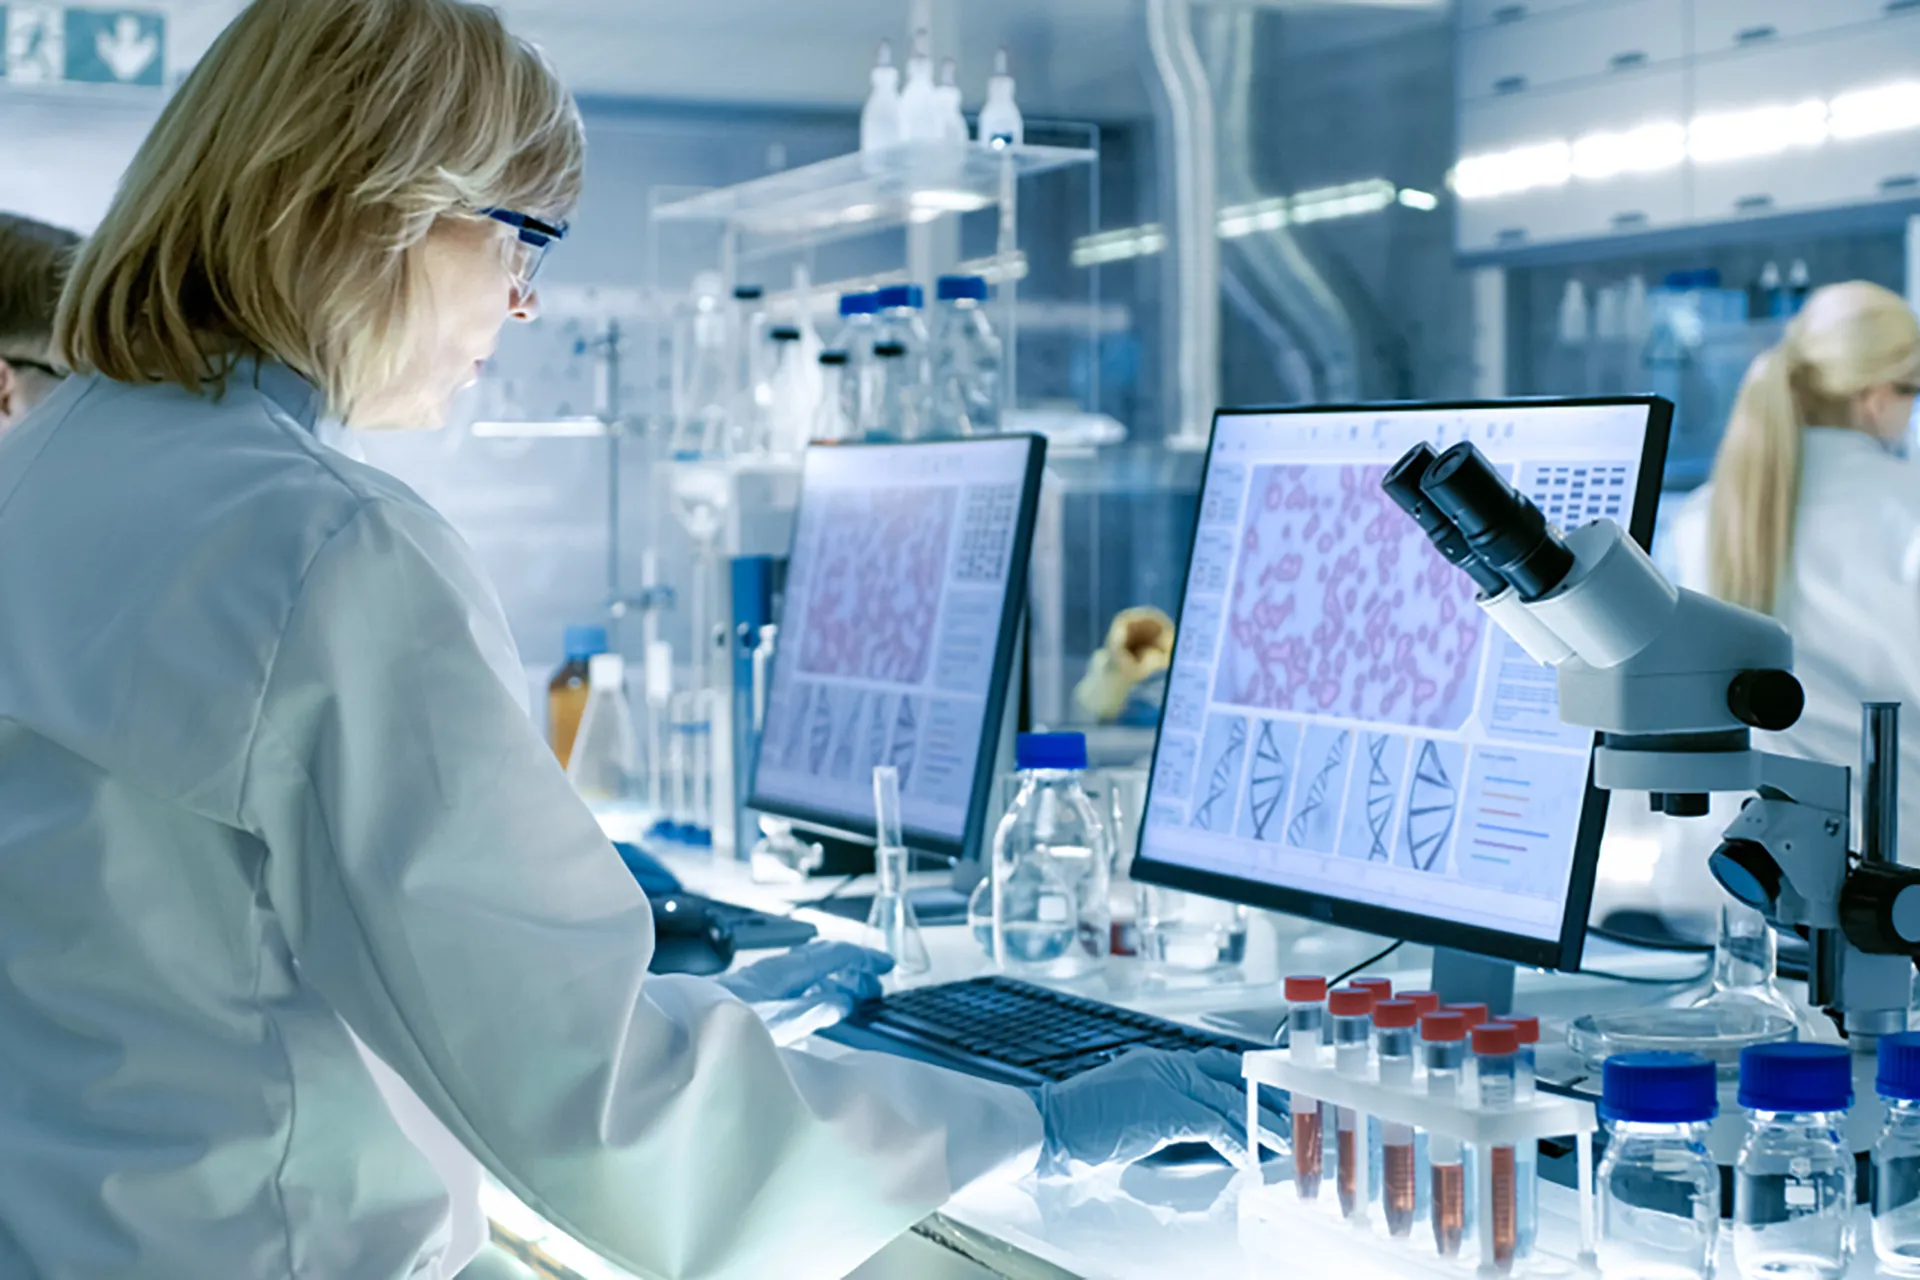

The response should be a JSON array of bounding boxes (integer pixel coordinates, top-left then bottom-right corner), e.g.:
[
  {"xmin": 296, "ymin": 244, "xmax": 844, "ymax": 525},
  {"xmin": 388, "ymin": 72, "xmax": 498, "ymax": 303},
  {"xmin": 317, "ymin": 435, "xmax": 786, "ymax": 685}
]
[{"xmin": 650, "ymin": 141, "xmax": 1097, "ymax": 243}]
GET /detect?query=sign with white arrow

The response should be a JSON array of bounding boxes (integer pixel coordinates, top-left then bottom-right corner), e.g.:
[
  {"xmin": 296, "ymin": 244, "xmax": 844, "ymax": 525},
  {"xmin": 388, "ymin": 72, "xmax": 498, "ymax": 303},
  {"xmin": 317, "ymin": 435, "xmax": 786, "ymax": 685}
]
[{"xmin": 63, "ymin": 6, "xmax": 163, "ymax": 86}]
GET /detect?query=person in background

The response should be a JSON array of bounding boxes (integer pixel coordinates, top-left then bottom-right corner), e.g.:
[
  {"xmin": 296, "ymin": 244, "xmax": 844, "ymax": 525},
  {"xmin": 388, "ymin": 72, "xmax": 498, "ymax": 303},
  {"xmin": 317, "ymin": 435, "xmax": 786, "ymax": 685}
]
[
  {"xmin": 1650, "ymin": 282, "xmax": 1920, "ymax": 909},
  {"xmin": 0, "ymin": 212, "xmax": 80, "ymax": 433},
  {"xmin": 0, "ymin": 1, "xmax": 1269, "ymax": 1277}
]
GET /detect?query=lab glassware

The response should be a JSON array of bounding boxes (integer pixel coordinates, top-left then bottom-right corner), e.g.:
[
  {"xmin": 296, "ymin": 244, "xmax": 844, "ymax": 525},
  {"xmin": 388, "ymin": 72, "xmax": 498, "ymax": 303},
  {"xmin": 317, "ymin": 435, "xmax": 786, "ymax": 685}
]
[
  {"xmin": 865, "ymin": 766, "xmax": 930, "ymax": 976},
  {"xmin": 1374, "ymin": 998, "xmax": 1420, "ymax": 1236},
  {"xmin": 930, "ymin": 275, "xmax": 1002, "ymax": 437},
  {"xmin": 1596, "ymin": 1052, "xmax": 1720, "ymax": 1280},
  {"xmin": 1499, "ymin": 1014, "xmax": 1542, "ymax": 1261},
  {"xmin": 567, "ymin": 653, "xmax": 639, "ymax": 804},
  {"xmin": 1875, "ymin": 1032, "xmax": 1920, "ymax": 1276},
  {"xmin": 1732, "ymin": 1042, "xmax": 1855, "ymax": 1280},
  {"xmin": 1472, "ymin": 1022, "xmax": 1523, "ymax": 1273},
  {"xmin": 1329, "ymin": 985, "xmax": 1376, "ymax": 1220},
  {"xmin": 988, "ymin": 733, "xmax": 1111, "ymax": 979},
  {"xmin": 1423, "ymin": 1010, "xmax": 1470, "ymax": 1257},
  {"xmin": 812, "ymin": 351, "xmax": 852, "ymax": 444},
  {"xmin": 1286, "ymin": 974, "xmax": 1328, "ymax": 1201}
]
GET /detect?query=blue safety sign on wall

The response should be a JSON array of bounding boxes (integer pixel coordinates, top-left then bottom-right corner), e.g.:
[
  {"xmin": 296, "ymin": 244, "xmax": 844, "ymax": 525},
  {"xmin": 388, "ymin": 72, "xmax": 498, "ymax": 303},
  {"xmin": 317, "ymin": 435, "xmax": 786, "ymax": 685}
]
[
  {"xmin": 3, "ymin": 4, "xmax": 68, "ymax": 84},
  {"xmin": 63, "ymin": 7, "xmax": 163, "ymax": 86}
]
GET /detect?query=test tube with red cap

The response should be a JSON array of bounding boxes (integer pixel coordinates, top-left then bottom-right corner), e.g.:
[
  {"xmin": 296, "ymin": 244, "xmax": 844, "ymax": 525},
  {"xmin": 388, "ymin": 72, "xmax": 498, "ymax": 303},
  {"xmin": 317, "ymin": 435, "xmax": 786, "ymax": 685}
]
[
  {"xmin": 1350, "ymin": 976, "xmax": 1394, "ymax": 1005},
  {"xmin": 1473, "ymin": 1022, "xmax": 1523, "ymax": 1273},
  {"xmin": 1400, "ymin": 990, "xmax": 1441, "ymax": 1019},
  {"xmin": 1373, "ymin": 999, "xmax": 1421, "ymax": 1236},
  {"xmin": 1329, "ymin": 985, "xmax": 1376, "ymax": 1219},
  {"xmin": 1497, "ymin": 1015, "xmax": 1541, "ymax": 1260},
  {"xmin": 1285, "ymin": 975, "xmax": 1328, "ymax": 1200},
  {"xmin": 1423, "ymin": 1010, "xmax": 1469, "ymax": 1256}
]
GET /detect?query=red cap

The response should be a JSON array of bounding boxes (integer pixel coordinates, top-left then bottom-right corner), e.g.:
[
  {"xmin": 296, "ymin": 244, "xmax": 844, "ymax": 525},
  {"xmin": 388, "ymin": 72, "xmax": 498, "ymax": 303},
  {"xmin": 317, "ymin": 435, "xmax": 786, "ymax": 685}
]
[
  {"xmin": 1400, "ymin": 990, "xmax": 1441, "ymax": 1017},
  {"xmin": 1284, "ymin": 975, "xmax": 1328, "ymax": 1003},
  {"xmin": 1444, "ymin": 1003, "xmax": 1491, "ymax": 1031},
  {"xmin": 1498, "ymin": 1015, "xmax": 1540, "ymax": 1045},
  {"xmin": 1420, "ymin": 1011, "xmax": 1468, "ymax": 1042},
  {"xmin": 1328, "ymin": 986, "xmax": 1376, "ymax": 1018},
  {"xmin": 1350, "ymin": 977, "xmax": 1394, "ymax": 1002},
  {"xmin": 1373, "ymin": 999, "xmax": 1419, "ymax": 1030},
  {"xmin": 1472, "ymin": 1023, "xmax": 1521, "ymax": 1056}
]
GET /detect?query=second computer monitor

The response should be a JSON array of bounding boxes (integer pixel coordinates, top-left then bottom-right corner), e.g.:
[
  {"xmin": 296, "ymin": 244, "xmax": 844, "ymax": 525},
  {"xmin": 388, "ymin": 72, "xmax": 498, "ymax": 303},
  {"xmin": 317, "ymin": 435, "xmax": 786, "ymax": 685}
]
[
  {"xmin": 1131, "ymin": 399, "xmax": 1671, "ymax": 970},
  {"xmin": 748, "ymin": 435, "xmax": 1046, "ymax": 863}
]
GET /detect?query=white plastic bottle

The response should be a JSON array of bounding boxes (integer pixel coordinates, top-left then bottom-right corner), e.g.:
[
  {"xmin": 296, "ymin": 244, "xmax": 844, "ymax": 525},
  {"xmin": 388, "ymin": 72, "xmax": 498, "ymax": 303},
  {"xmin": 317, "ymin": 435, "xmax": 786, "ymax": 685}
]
[
  {"xmin": 930, "ymin": 274, "xmax": 1001, "ymax": 436},
  {"xmin": 872, "ymin": 284, "xmax": 931, "ymax": 437},
  {"xmin": 812, "ymin": 351, "xmax": 852, "ymax": 443},
  {"xmin": 978, "ymin": 48, "xmax": 1023, "ymax": 147},
  {"xmin": 935, "ymin": 57, "xmax": 968, "ymax": 144},
  {"xmin": 568, "ymin": 653, "xmax": 638, "ymax": 804},
  {"xmin": 898, "ymin": 26, "xmax": 941, "ymax": 142},
  {"xmin": 859, "ymin": 41, "xmax": 902, "ymax": 154}
]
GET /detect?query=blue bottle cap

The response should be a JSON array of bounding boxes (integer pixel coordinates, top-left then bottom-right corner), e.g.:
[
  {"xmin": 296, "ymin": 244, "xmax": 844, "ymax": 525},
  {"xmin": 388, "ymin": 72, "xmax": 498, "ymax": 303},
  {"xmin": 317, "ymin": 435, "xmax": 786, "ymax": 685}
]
[
  {"xmin": 1600, "ymin": 1053, "xmax": 1718, "ymax": 1125},
  {"xmin": 563, "ymin": 625, "xmax": 608, "ymax": 661},
  {"xmin": 937, "ymin": 274, "xmax": 988, "ymax": 302},
  {"xmin": 1880, "ymin": 1032, "xmax": 1920, "ymax": 1102},
  {"xmin": 1016, "ymin": 732, "xmax": 1087, "ymax": 771},
  {"xmin": 875, "ymin": 283, "xmax": 924, "ymax": 310},
  {"xmin": 1738, "ymin": 1042, "xmax": 1853, "ymax": 1113},
  {"xmin": 838, "ymin": 291, "xmax": 877, "ymax": 316}
]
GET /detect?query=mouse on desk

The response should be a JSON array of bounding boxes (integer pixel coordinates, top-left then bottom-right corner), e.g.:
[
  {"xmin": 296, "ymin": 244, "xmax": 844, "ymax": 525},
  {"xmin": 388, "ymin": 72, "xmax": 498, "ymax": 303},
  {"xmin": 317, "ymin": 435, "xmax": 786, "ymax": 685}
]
[{"xmin": 648, "ymin": 894, "xmax": 737, "ymax": 976}]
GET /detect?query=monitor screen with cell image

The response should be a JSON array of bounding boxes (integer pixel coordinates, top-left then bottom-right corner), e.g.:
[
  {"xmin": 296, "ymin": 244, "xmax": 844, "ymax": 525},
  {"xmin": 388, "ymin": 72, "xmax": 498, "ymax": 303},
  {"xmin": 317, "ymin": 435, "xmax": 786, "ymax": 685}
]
[{"xmin": 1130, "ymin": 400, "xmax": 1670, "ymax": 969}]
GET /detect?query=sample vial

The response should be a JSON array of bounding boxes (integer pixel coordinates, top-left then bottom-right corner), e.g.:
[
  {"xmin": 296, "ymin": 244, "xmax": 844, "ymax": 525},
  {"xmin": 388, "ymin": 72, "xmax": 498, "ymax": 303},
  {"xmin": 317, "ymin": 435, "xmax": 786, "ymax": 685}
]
[
  {"xmin": 1329, "ymin": 985, "xmax": 1377, "ymax": 1220},
  {"xmin": 1733, "ymin": 1042, "xmax": 1856, "ymax": 1279},
  {"xmin": 1877, "ymin": 1032, "xmax": 1920, "ymax": 1276},
  {"xmin": 1498, "ymin": 1014, "xmax": 1542, "ymax": 1260},
  {"xmin": 1596, "ymin": 1052, "xmax": 1719, "ymax": 1280},
  {"xmin": 1373, "ymin": 999, "xmax": 1421, "ymax": 1237},
  {"xmin": 1400, "ymin": 990, "xmax": 1441, "ymax": 1019},
  {"xmin": 1285, "ymin": 975, "xmax": 1328, "ymax": 1201},
  {"xmin": 1350, "ymin": 976, "xmax": 1395, "ymax": 1005},
  {"xmin": 1423, "ymin": 1010, "xmax": 1470, "ymax": 1256},
  {"xmin": 1472, "ymin": 1022, "xmax": 1523, "ymax": 1274}
]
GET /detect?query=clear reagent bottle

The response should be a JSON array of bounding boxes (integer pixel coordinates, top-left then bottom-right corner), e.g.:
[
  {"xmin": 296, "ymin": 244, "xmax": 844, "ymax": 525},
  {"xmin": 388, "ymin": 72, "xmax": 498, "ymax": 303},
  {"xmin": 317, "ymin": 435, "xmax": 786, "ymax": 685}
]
[
  {"xmin": 1733, "ymin": 1041, "xmax": 1856, "ymax": 1280},
  {"xmin": 1596, "ymin": 1052, "xmax": 1720, "ymax": 1280},
  {"xmin": 1875, "ymin": 1031, "xmax": 1920, "ymax": 1276}
]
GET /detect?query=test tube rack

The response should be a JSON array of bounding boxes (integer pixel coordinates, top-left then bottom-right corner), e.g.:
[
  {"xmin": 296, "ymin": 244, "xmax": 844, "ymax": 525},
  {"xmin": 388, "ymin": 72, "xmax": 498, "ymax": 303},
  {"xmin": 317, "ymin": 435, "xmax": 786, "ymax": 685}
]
[{"xmin": 1239, "ymin": 1048, "xmax": 1599, "ymax": 1279}]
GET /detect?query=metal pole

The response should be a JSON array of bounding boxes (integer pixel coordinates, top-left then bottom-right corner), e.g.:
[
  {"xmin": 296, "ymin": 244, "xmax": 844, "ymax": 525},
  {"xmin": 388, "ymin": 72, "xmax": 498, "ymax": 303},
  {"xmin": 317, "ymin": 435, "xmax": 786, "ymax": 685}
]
[{"xmin": 1864, "ymin": 702, "xmax": 1900, "ymax": 863}]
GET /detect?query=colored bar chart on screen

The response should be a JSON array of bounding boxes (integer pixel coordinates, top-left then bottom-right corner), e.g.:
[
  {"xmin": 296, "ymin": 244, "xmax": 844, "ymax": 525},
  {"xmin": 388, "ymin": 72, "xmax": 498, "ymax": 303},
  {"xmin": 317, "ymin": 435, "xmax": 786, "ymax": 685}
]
[{"xmin": 1457, "ymin": 748, "xmax": 1586, "ymax": 899}]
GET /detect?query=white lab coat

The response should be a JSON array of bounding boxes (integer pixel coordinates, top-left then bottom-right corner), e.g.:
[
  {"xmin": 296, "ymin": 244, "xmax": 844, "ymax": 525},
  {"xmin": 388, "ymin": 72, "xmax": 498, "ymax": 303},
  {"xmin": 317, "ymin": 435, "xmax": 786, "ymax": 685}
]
[
  {"xmin": 0, "ymin": 365, "xmax": 1041, "ymax": 1280},
  {"xmin": 1656, "ymin": 428, "xmax": 1920, "ymax": 903}
]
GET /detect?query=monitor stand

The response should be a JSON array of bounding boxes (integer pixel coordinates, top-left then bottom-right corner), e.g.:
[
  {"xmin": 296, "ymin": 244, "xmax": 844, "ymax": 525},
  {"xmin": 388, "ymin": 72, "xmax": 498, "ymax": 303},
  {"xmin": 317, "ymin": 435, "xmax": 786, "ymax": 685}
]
[{"xmin": 1431, "ymin": 948, "xmax": 1516, "ymax": 1016}]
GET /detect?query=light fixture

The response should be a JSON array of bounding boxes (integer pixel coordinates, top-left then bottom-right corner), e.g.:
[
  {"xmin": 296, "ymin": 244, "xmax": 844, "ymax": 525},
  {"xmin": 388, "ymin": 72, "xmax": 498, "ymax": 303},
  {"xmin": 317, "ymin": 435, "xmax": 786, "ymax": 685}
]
[
  {"xmin": 1570, "ymin": 121, "xmax": 1686, "ymax": 181},
  {"xmin": 1070, "ymin": 224, "xmax": 1169, "ymax": 267},
  {"xmin": 1397, "ymin": 187, "xmax": 1440, "ymax": 211},
  {"xmin": 908, "ymin": 188, "xmax": 993, "ymax": 216},
  {"xmin": 470, "ymin": 416, "xmax": 608, "ymax": 439},
  {"xmin": 1070, "ymin": 177, "xmax": 1431, "ymax": 266},
  {"xmin": 1829, "ymin": 80, "xmax": 1920, "ymax": 141},
  {"xmin": 1688, "ymin": 100, "xmax": 1826, "ymax": 164},
  {"xmin": 1452, "ymin": 140, "xmax": 1571, "ymax": 200}
]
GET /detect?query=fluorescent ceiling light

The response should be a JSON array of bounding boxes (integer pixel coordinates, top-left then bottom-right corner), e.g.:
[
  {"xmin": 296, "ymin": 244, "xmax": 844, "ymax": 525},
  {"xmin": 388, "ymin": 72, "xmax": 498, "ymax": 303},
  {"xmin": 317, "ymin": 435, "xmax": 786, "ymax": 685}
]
[
  {"xmin": 471, "ymin": 417, "xmax": 607, "ymax": 439},
  {"xmin": 1071, "ymin": 178, "xmax": 1427, "ymax": 266},
  {"xmin": 1829, "ymin": 80, "xmax": 1920, "ymax": 140},
  {"xmin": 1397, "ymin": 187, "xmax": 1439, "ymax": 211},
  {"xmin": 1570, "ymin": 121, "xmax": 1685, "ymax": 180},
  {"xmin": 1071, "ymin": 225, "xmax": 1168, "ymax": 267},
  {"xmin": 909, "ymin": 189, "xmax": 993, "ymax": 215},
  {"xmin": 1688, "ymin": 100, "xmax": 1826, "ymax": 163},
  {"xmin": 1452, "ymin": 140, "xmax": 1571, "ymax": 200}
]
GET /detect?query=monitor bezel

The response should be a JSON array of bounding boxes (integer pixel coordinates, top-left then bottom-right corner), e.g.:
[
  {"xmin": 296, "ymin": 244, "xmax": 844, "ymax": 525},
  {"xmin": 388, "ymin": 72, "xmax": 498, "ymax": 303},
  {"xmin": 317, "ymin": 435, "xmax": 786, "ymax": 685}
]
[
  {"xmin": 746, "ymin": 433, "xmax": 1048, "ymax": 865},
  {"xmin": 1129, "ymin": 396, "xmax": 1674, "ymax": 972}
]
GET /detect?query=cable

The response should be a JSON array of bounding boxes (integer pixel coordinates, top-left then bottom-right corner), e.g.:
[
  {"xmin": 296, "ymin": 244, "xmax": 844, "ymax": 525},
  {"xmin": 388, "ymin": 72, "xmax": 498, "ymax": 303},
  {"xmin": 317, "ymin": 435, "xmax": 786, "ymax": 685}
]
[{"xmin": 1329, "ymin": 940, "xmax": 1405, "ymax": 989}]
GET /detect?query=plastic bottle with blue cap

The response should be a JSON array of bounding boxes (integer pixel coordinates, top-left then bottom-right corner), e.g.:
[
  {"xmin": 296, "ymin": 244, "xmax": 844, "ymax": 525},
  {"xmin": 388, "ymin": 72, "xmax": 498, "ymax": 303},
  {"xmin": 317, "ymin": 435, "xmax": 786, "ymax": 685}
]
[
  {"xmin": 830, "ymin": 292, "xmax": 879, "ymax": 435},
  {"xmin": 1733, "ymin": 1041, "xmax": 1856, "ymax": 1278},
  {"xmin": 871, "ymin": 284, "xmax": 931, "ymax": 439},
  {"xmin": 980, "ymin": 733, "xmax": 1112, "ymax": 978},
  {"xmin": 1875, "ymin": 1032, "xmax": 1920, "ymax": 1274},
  {"xmin": 1596, "ymin": 1052, "xmax": 1720, "ymax": 1279}
]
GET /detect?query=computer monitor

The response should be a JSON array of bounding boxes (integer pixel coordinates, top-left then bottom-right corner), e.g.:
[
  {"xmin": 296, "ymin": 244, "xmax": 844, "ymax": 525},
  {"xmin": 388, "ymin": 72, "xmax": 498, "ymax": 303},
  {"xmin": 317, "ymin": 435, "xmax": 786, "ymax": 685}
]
[
  {"xmin": 749, "ymin": 435, "xmax": 1047, "ymax": 864},
  {"xmin": 1131, "ymin": 399, "xmax": 1672, "ymax": 972}
]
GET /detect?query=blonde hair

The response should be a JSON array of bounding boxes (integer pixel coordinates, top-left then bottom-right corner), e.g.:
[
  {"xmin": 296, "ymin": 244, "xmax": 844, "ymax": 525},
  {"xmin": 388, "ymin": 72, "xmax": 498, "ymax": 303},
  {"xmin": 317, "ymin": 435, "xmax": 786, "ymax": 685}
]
[
  {"xmin": 1708, "ymin": 281, "xmax": 1920, "ymax": 613},
  {"xmin": 53, "ymin": 0, "xmax": 584, "ymax": 423}
]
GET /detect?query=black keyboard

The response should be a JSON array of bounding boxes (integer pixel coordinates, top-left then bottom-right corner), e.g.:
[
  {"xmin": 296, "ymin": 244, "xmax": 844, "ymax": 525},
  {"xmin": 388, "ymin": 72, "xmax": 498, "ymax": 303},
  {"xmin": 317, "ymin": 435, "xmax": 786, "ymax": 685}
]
[{"xmin": 822, "ymin": 975, "xmax": 1260, "ymax": 1087}]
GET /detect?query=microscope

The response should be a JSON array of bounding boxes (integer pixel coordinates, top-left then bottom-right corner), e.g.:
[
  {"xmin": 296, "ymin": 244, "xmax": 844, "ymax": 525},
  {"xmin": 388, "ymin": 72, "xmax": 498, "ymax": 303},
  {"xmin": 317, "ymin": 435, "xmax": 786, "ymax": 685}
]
[{"xmin": 1381, "ymin": 440, "xmax": 1920, "ymax": 1048}]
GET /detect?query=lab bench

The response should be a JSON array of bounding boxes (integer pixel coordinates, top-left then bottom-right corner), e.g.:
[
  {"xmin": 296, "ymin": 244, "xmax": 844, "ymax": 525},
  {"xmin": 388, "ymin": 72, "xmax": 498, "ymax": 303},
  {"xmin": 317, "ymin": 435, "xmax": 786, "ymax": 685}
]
[{"xmin": 485, "ymin": 843, "xmax": 1883, "ymax": 1279}]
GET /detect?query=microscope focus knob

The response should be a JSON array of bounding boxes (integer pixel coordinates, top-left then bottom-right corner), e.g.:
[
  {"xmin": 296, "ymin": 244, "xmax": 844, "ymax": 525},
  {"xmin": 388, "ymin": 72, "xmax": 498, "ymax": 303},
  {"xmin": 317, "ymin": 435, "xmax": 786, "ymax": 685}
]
[
  {"xmin": 1727, "ymin": 670, "xmax": 1805, "ymax": 732},
  {"xmin": 1840, "ymin": 862, "xmax": 1920, "ymax": 955}
]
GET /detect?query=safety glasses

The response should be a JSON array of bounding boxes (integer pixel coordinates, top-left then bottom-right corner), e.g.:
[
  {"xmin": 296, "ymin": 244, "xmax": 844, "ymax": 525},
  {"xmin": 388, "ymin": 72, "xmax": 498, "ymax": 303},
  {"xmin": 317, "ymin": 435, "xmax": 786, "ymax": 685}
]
[
  {"xmin": 2, "ymin": 354, "xmax": 63, "ymax": 380},
  {"xmin": 480, "ymin": 207, "xmax": 569, "ymax": 288}
]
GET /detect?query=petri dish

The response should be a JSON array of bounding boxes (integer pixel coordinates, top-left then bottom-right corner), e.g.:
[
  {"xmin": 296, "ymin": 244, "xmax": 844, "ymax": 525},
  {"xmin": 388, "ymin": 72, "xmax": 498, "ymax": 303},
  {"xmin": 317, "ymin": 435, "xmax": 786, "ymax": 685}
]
[{"xmin": 1568, "ymin": 1001, "xmax": 1797, "ymax": 1078}]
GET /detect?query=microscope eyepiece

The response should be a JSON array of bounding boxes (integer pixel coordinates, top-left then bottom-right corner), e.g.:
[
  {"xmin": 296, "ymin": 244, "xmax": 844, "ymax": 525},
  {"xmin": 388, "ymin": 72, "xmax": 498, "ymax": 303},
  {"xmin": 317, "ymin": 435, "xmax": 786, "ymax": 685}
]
[
  {"xmin": 1420, "ymin": 443, "xmax": 1576, "ymax": 602},
  {"xmin": 1381, "ymin": 444, "xmax": 1509, "ymax": 597}
]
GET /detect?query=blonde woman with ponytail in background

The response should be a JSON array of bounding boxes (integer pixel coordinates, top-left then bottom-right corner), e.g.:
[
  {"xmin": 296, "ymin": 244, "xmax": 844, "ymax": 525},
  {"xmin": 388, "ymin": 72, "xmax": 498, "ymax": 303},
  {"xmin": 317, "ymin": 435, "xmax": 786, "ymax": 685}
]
[{"xmin": 1664, "ymin": 281, "xmax": 1920, "ymax": 872}]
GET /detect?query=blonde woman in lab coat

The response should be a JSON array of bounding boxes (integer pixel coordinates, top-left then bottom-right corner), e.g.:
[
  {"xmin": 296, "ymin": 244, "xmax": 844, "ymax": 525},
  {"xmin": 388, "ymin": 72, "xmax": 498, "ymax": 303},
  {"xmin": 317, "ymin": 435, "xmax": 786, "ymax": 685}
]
[
  {"xmin": 0, "ymin": 2, "xmax": 1266, "ymax": 1277},
  {"xmin": 1652, "ymin": 282, "xmax": 1920, "ymax": 908}
]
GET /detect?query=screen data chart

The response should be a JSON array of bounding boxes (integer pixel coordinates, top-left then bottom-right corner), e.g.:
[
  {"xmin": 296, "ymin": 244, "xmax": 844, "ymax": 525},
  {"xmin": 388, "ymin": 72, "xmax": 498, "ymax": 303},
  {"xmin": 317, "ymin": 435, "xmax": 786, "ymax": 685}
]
[
  {"xmin": 1142, "ymin": 403, "xmax": 1658, "ymax": 946},
  {"xmin": 753, "ymin": 438, "xmax": 1035, "ymax": 846}
]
